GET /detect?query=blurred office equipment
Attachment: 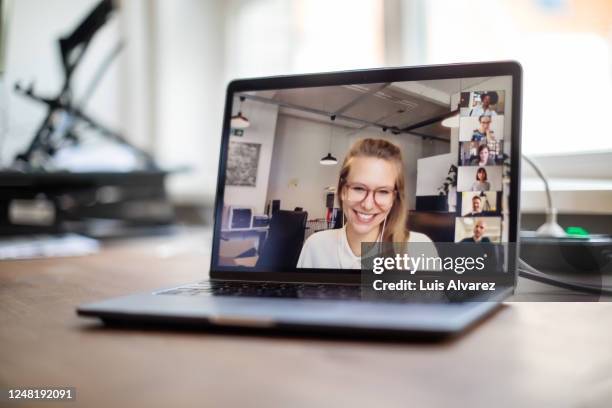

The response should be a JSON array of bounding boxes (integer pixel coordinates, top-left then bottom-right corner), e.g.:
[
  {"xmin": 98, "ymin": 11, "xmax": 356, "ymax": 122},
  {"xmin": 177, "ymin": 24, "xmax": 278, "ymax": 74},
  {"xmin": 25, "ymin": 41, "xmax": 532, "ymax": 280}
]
[
  {"xmin": 0, "ymin": 233, "xmax": 99, "ymax": 260},
  {"xmin": 520, "ymin": 232, "xmax": 612, "ymax": 273},
  {"xmin": 2, "ymin": 0, "xmax": 174, "ymax": 237},
  {"xmin": 0, "ymin": 171, "xmax": 174, "ymax": 237},
  {"xmin": 12, "ymin": 0, "xmax": 153, "ymax": 170},
  {"xmin": 515, "ymin": 156, "xmax": 612, "ymax": 295}
]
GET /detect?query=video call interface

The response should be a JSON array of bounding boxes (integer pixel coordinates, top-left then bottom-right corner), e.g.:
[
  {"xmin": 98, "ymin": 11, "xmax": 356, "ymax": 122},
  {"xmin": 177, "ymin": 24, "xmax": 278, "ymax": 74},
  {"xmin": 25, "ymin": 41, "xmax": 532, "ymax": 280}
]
[{"xmin": 216, "ymin": 75, "xmax": 512, "ymax": 270}]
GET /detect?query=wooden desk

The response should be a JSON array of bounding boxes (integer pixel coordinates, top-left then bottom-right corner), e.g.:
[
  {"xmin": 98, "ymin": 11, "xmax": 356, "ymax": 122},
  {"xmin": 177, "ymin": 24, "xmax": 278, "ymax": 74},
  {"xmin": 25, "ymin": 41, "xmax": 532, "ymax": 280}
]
[{"xmin": 1, "ymin": 228, "xmax": 611, "ymax": 407}]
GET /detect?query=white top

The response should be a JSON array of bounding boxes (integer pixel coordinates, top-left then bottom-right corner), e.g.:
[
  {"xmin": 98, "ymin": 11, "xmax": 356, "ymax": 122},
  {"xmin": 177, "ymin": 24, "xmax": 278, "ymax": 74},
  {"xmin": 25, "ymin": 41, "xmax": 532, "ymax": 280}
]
[
  {"xmin": 297, "ymin": 226, "xmax": 438, "ymax": 269},
  {"xmin": 469, "ymin": 106, "xmax": 498, "ymax": 117}
]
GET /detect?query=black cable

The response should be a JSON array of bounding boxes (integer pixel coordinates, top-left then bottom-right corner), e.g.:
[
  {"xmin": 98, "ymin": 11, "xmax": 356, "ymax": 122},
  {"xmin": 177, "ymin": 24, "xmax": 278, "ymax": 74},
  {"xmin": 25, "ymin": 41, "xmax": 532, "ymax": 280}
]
[{"xmin": 518, "ymin": 258, "xmax": 612, "ymax": 296}]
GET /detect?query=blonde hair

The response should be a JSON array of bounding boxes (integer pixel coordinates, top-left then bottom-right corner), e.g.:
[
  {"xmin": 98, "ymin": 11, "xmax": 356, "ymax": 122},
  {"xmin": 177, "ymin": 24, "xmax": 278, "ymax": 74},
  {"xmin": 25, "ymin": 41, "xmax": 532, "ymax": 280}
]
[{"xmin": 337, "ymin": 138, "xmax": 409, "ymax": 242}]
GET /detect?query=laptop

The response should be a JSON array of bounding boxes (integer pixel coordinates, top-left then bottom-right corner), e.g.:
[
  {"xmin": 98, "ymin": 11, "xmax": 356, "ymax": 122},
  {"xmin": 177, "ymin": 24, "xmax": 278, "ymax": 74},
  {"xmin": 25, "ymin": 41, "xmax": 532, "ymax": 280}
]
[{"xmin": 78, "ymin": 61, "xmax": 522, "ymax": 339}]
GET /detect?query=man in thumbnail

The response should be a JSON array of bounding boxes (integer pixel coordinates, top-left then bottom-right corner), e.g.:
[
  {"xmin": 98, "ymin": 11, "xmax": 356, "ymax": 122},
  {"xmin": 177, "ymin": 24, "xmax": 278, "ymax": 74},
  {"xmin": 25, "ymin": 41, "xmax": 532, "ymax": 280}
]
[
  {"xmin": 471, "ymin": 115, "xmax": 495, "ymax": 142},
  {"xmin": 460, "ymin": 219, "xmax": 491, "ymax": 243},
  {"xmin": 465, "ymin": 195, "xmax": 483, "ymax": 216},
  {"xmin": 469, "ymin": 92, "xmax": 498, "ymax": 117}
]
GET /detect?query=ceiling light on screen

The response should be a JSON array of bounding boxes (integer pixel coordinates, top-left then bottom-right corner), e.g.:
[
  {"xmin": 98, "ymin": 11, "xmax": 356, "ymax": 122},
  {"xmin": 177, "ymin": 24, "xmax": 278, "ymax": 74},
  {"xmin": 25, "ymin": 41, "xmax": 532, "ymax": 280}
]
[
  {"xmin": 441, "ymin": 114, "xmax": 459, "ymax": 128},
  {"xmin": 231, "ymin": 96, "xmax": 250, "ymax": 129},
  {"xmin": 320, "ymin": 152, "xmax": 338, "ymax": 165},
  {"xmin": 320, "ymin": 115, "xmax": 338, "ymax": 165}
]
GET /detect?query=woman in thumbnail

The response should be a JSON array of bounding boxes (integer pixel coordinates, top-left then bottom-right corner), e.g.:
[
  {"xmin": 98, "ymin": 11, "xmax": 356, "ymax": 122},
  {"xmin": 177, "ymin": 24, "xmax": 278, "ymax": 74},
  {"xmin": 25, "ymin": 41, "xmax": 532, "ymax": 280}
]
[
  {"xmin": 470, "ymin": 144, "xmax": 495, "ymax": 166},
  {"xmin": 297, "ymin": 138, "xmax": 435, "ymax": 269},
  {"xmin": 471, "ymin": 167, "xmax": 491, "ymax": 192}
]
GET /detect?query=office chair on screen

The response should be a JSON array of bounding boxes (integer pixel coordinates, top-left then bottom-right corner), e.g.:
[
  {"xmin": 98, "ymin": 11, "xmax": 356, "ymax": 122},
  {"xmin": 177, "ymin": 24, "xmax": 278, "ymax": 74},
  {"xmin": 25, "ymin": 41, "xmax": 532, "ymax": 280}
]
[{"xmin": 256, "ymin": 210, "xmax": 308, "ymax": 269}]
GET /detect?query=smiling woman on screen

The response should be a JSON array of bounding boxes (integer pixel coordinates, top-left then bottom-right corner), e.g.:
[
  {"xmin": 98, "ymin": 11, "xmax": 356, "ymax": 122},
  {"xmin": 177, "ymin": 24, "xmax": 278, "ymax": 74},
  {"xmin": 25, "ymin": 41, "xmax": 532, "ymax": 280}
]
[
  {"xmin": 297, "ymin": 138, "xmax": 435, "ymax": 269},
  {"xmin": 472, "ymin": 167, "xmax": 491, "ymax": 192}
]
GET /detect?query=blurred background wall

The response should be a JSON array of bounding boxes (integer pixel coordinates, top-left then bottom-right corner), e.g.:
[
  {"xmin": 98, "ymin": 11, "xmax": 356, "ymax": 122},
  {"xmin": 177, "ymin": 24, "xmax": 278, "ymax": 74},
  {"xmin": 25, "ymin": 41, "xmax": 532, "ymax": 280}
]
[{"xmin": 1, "ymin": 0, "xmax": 611, "ymax": 213}]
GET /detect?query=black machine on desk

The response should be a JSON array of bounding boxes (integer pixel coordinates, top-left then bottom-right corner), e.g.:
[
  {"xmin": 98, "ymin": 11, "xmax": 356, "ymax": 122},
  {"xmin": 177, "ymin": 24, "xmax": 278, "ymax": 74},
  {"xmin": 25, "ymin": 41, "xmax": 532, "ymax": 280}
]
[{"xmin": 1, "ymin": 0, "xmax": 174, "ymax": 236}]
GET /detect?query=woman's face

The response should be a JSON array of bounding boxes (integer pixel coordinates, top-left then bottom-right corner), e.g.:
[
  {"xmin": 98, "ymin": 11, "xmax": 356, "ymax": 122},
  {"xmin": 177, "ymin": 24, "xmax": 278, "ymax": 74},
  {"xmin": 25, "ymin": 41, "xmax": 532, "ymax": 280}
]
[
  {"xmin": 477, "ymin": 169, "xmax": 486, "ymax": 182},
  {"xmin": 481, "ymin": 95, "xmax": 491, "ymax": 108},
  {"xmin": 479, "ymin": 147, "xmax": 489, "ymax": 163},
  {"xmin": 342, "ymin": 157, "xmax": 397, "ymax": 237}
]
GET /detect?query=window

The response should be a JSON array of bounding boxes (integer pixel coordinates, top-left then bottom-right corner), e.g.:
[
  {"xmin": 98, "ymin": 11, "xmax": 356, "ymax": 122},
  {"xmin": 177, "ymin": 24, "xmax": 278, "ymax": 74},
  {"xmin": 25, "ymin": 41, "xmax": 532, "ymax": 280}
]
[{"xmin": 421, "ymin": 0, "xmax": 612, "ymax": 156}]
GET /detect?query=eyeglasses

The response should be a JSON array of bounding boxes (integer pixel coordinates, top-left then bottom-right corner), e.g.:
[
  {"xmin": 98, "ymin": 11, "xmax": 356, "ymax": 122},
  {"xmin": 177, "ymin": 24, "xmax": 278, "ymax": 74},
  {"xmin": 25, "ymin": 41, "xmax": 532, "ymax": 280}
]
[{"xmin": 344, "ymin": 182, "xmax": 396, "ymax": 208}]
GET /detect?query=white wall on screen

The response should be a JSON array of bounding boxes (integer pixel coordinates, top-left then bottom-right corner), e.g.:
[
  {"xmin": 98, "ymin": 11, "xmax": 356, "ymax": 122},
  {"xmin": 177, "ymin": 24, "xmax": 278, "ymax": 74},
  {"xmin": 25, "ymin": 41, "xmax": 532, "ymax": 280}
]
[
  {"xmin": 415, "ymin": 127, "xmax": 458, "ymax": 198},
  {"xmin": 266, "ymin": 115, "xmax": 349, "ymax": 220},
  {"xmin": 266, "ymin": 114, "xmax": 444, "ymax": 219},
  {"xmin": 416, "ymin": 152, "xmax": 456, "ymax": 196},
  {"xmin": 223, "ymin": 98, "xmax": 279, "ymax": 215}
]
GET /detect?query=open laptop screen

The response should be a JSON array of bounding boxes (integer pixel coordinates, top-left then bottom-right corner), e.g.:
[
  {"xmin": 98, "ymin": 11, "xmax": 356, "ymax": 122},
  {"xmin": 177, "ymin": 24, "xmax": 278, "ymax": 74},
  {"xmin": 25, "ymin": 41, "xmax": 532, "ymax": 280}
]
[{"xmin": 213, "ymin": 73, "xmax": 516, "ymax": 273}]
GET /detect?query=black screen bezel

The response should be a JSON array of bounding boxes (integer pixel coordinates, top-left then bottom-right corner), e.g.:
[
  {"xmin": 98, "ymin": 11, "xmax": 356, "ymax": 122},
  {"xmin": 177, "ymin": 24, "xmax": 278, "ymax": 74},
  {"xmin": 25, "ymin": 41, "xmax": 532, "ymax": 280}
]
[{"xmin": 210, "ymin": 61, "xmax": 522, "ymax": 284}]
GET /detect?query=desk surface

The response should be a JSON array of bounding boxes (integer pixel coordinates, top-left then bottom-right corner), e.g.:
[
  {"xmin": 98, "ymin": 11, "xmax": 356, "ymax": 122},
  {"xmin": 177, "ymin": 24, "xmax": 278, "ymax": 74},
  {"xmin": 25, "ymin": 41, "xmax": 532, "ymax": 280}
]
[{"xmin": 1, "ymin": 228, "xmax": 611, "ymax": 408}]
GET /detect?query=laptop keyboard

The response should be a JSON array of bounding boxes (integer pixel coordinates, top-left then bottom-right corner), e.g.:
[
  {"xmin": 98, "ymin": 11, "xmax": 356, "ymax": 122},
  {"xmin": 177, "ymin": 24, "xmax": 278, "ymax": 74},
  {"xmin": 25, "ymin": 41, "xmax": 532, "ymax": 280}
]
[
  {"xmin": 154, "ymin": 280, "xmax": 468, "ymax": 303},
  {"xmin": 156, "ymin": 281, "xmax": 363, "ymax": 300}
]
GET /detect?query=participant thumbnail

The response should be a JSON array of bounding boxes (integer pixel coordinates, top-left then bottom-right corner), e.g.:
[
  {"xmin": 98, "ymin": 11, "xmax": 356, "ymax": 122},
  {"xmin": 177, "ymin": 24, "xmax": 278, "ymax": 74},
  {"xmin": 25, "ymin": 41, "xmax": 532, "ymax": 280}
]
[
  {"xmin": 459, "ymin": 90, "xmax": 505, "ymax": 116},
  {"xmin": 456, "ymin": 166, "xmax": 503, "ymax": 192},
  {"xmin": 457, "ymin": 191, "xmax": 501, "ymax": 216},
  {"xmin": 459, "ymin": 141, "xmax": 504, "ymax": 166},
  {"xmin": 454, "ymin": 217, "xmax": 502, "ymax": 243},
  {"xmin": 459, "ymin": 115, "xmax": 504, "ymax": 142}
]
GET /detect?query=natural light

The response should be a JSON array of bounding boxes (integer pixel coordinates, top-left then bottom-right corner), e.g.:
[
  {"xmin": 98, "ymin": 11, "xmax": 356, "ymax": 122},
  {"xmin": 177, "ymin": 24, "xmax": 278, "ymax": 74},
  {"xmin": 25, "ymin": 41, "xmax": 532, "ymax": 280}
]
[{"xmin": 425, "ymin": 0, "xmax": 612, "ymax": 156}]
